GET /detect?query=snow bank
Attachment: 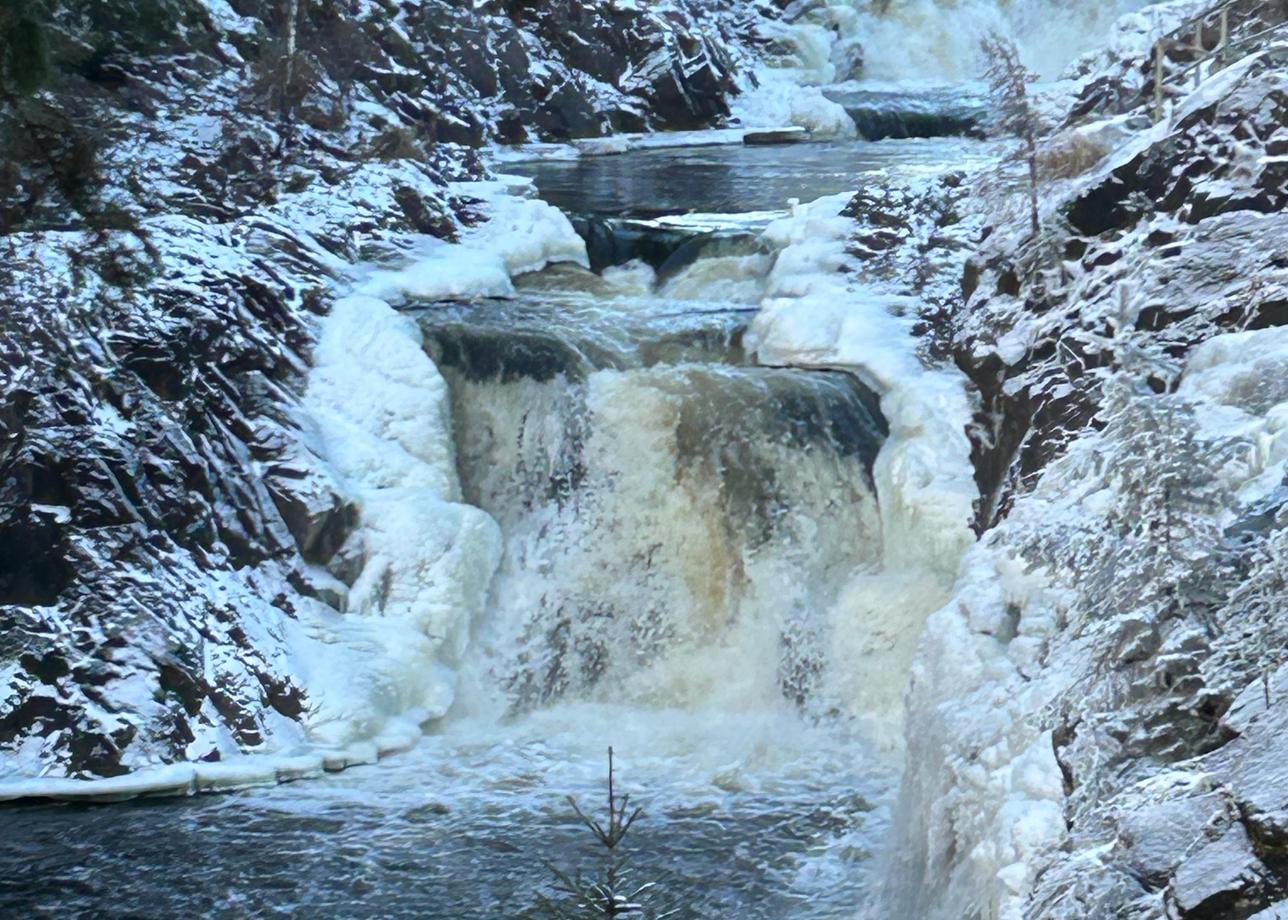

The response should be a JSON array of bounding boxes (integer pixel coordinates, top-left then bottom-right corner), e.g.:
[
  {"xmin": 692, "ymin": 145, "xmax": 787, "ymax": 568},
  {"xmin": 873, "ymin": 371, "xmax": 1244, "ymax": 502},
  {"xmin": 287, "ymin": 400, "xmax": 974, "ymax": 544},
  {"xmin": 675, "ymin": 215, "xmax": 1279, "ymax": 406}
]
[
  {"xmin": 745, "ymin": 193, "xmax": 978, "ymax": 748},
  {"xmin": 748, "ymin": 194, "xmax": 977, "ymax": 577},
  {"xmin": 358, "ymin": 179, "xmax": 587, "ymax": 302},
  {"xmin": 732, "ymin": 82, "xmax": 857, "ymax": 138},
  {"xmin": 1180, "ymin": 326, "xmax": 1288, "ymax": 504}
]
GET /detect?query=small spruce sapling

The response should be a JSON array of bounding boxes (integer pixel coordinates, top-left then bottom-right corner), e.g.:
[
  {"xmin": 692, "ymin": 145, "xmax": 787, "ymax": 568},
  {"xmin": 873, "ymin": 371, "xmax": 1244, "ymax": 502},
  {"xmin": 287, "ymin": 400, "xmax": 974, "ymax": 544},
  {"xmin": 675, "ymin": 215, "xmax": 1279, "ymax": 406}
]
[
  {"xmin": 980, "ymin": 33, "xmax": 1042, "ymax": 237},
  {"xmin": 531, "ymin": 748, "xmax": 672, "ymax": 919}
]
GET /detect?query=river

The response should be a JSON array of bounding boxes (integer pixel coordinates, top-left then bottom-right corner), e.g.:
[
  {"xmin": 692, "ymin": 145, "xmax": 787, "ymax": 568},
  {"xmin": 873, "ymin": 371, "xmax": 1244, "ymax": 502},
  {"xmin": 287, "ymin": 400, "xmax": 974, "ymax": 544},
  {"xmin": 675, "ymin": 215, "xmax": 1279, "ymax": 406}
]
[{"xmin": 1, "ymin": 134, "xmax": 984, "ymax": 920}]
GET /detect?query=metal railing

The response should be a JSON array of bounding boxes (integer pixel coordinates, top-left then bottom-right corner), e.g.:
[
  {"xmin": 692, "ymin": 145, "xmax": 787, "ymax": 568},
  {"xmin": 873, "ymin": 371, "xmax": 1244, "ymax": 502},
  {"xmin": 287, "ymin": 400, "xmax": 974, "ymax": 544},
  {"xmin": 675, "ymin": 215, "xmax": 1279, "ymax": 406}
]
[{"xmin": 1151, "ymin": 0, "xmax": 1288, "ymax": 120}]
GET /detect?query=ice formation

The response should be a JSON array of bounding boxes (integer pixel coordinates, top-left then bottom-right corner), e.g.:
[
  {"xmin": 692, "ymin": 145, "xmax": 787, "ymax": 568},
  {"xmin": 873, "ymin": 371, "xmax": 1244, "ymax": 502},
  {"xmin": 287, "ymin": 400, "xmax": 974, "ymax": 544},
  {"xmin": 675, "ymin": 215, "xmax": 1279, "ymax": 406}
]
[
  {"xmin": 745, "ymin": 193, "xmax": 979, "ymax": 747},
  {"xmin": 294, "ymin": 182, "xmax": 590, "ymax": 744}
]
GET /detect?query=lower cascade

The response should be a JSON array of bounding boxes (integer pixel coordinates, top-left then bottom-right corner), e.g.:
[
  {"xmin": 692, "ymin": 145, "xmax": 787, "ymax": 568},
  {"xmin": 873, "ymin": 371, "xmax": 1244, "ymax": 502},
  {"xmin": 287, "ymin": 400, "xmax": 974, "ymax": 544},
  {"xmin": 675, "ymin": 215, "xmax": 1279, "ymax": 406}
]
[{"xmin": 421, "ymin": 269, "xmax": 889, "ymax": 720}]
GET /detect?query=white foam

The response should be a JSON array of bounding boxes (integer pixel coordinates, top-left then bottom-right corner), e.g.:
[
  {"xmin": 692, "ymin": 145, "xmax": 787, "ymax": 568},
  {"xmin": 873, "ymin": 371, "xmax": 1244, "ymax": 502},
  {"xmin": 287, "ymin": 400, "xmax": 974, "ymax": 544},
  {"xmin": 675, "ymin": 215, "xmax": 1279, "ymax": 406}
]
[{"xmin": 784, "ymin": 0, "xmax": 1152, "ymax": 83}]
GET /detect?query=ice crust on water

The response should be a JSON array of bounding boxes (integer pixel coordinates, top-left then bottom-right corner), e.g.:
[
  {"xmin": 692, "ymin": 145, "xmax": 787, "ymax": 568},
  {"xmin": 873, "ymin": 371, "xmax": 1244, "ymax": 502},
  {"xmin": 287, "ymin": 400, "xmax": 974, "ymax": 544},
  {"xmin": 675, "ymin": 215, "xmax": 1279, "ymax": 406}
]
[{"xmin": 731, "ymin": 81, "xmax": 858, "ymax": 139}]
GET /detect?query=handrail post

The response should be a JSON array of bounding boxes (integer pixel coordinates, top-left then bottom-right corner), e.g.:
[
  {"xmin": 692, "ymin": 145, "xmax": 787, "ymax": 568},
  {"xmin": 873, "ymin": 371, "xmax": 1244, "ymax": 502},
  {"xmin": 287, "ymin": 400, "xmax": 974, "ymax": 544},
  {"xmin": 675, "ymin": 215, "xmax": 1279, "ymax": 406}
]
[{"xmin": 1193, "ymin": 21, "xmax": 1204, "ymax": 87}]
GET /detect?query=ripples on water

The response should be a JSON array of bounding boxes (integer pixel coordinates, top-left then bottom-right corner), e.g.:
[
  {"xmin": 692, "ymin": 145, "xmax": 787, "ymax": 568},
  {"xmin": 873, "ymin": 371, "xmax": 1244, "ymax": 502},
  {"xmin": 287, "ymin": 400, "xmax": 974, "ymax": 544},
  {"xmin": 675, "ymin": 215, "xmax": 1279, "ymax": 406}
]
[
  {"xmin": 1, "ymin": 707, "xmax": 893, "ymax": 918},
  {"xmin": 507, "ymin": 137, "xmax": 991, "ymax": 217}
]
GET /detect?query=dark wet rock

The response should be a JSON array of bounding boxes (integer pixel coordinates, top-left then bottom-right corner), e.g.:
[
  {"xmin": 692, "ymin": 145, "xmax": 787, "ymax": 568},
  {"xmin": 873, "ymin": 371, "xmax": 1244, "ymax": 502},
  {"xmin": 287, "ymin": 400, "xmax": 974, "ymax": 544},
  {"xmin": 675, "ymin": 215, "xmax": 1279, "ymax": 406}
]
[
  {"xmin": 573, "ymin": 217, "xmax": 702, "ymax": 273},
  {"xmin": 743, "ymin": 127, "xmax": 808, "ymax": 145},
  {"xmin": 824, "ymin": 86, "xmax": 986, "ymax": 141},
  {"xmin": 424, "ymin": 324, "xmax": 598, "ymax": 385},
  {"xmin": 656, "ymin": 230, "xmax": 764, "ymax": 283},
  {"xmin": 532, "ymin": 78, "xmax": 608, "ymax": 140},
  {"xmin": 1118, "ymin": 791, "xmax": 1228, "ymax": 887},
  {"xmin": 264, "ymin": 446, "xmax": 358, "ymax": 566},
  {"xmin": 395, "ymin": 0, "xmax": 748, "ymax": 144}
]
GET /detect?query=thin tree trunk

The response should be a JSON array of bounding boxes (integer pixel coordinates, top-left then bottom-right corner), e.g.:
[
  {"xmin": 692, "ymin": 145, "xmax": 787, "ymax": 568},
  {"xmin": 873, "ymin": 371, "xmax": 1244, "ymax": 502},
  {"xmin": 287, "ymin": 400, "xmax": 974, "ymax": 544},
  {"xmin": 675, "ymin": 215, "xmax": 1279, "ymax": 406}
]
[
  {"xmin": 283, "ymin": 0, "xmax": 299, "ymax": 121},
  {"xmin": 278, "ymin": 0, "xmax": 300, "ymax": 149},
  {"xmin": 1026, "ymin": 134, "xmax": 1039, "ymax": 237}
]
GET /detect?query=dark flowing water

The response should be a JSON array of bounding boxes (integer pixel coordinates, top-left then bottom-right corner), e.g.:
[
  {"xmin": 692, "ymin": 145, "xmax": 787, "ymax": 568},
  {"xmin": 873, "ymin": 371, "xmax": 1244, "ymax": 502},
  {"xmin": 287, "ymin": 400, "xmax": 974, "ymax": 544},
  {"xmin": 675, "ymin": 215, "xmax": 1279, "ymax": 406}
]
[
  {"xmin": 508, "ymin": 137, "xmax": 988, "ymax": 217},
  {"xmin": 1, "ymin": 710, "xmax": 889, "ymax": 918}
]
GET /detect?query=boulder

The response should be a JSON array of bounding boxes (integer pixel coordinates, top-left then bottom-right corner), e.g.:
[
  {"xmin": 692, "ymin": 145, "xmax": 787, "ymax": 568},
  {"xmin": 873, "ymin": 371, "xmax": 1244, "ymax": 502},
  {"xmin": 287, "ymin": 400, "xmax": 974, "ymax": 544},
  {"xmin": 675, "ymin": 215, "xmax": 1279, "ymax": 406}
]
[
  {"xmin": 264, "ymin": 446, "xmax": 358, "ymax": 566},
  {"xmin": 743, "ymin": 127, "xmax": 808, "ymax": 145},
  {"xmin": 1167, "ymin": 824, "xmax": 1273, "ymax": 919}
]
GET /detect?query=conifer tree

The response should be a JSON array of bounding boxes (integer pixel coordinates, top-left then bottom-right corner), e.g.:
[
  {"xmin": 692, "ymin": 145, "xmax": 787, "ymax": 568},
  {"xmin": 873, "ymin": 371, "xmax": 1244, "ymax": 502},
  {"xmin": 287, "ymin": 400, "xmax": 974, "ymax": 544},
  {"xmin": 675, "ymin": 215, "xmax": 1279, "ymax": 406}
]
[
  {"xmin": 0, "ymin": 4, "xmax": 51, "ymax": 96},
  {"xmin": 530, "ymin": 749, "xmax": 672, "ymax": 919},
  {"xmin": 981, "ymin": 33, "xmax": 1042, "ymax": 236},
  {"xmin": 1023, "ymin": 287, "xmax": 1236, "ymax": 641}
]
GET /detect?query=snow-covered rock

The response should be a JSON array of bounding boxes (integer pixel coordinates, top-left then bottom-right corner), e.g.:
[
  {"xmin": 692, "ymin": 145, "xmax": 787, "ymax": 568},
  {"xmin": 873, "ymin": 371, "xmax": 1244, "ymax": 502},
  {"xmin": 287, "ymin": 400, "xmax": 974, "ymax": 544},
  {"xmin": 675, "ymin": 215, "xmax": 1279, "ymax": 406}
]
[{"xmin": 886, "ymin": 6, "xmax": 1288, "ymax": 917}]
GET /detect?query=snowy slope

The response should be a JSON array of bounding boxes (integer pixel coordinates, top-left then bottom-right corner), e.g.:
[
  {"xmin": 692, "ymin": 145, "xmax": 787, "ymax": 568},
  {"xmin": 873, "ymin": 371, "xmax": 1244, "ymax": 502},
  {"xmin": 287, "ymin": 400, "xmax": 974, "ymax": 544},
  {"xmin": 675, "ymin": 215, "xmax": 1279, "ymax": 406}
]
[{"xmin": 883, "ymin": 4, "xmax": 1288, "ymax": 917}]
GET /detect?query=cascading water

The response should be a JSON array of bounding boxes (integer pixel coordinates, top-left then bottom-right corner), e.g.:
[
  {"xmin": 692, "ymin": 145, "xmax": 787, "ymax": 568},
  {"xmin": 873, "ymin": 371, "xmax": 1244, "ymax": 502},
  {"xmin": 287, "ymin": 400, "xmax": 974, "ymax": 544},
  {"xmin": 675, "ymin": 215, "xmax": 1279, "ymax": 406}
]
[
  {"xmin": 0, "ymin": 2, "xmax": 1175, "ymax": 917},
  {"xmin": 761, "ymin": 0, "xmax": 1152, "ymax": 82},
  {"xmin": 5, "ymin": 134, "xmax": 983, "ymax": 920},
  {"xmin": 418, "ymin": 266, "xmax": 888, "ymax": 722},
  {"xmin": 734, "ymin": 0, "xmax": 1153, "ymax": 142}
]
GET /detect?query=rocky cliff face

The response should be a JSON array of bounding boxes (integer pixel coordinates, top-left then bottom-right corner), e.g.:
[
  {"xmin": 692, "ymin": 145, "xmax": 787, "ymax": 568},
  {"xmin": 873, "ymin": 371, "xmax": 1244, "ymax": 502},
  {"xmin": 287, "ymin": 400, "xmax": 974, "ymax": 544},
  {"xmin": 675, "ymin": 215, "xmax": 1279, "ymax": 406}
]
[
  {"xmin": 889, "ymin": 3, "xmax": 1288, "ymax": 918},
  {"xmin": 0, "ymin": 0, "xmax": 759, "ymax": 784}
]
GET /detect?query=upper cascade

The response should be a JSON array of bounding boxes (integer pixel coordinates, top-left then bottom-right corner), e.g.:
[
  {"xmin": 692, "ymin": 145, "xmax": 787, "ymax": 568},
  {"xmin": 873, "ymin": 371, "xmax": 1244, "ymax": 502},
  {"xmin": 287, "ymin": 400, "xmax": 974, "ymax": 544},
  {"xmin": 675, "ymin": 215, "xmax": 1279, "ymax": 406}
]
[{"xmin": 769, "ymin": 0, "xmax": 1153, "ymax": 82}]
